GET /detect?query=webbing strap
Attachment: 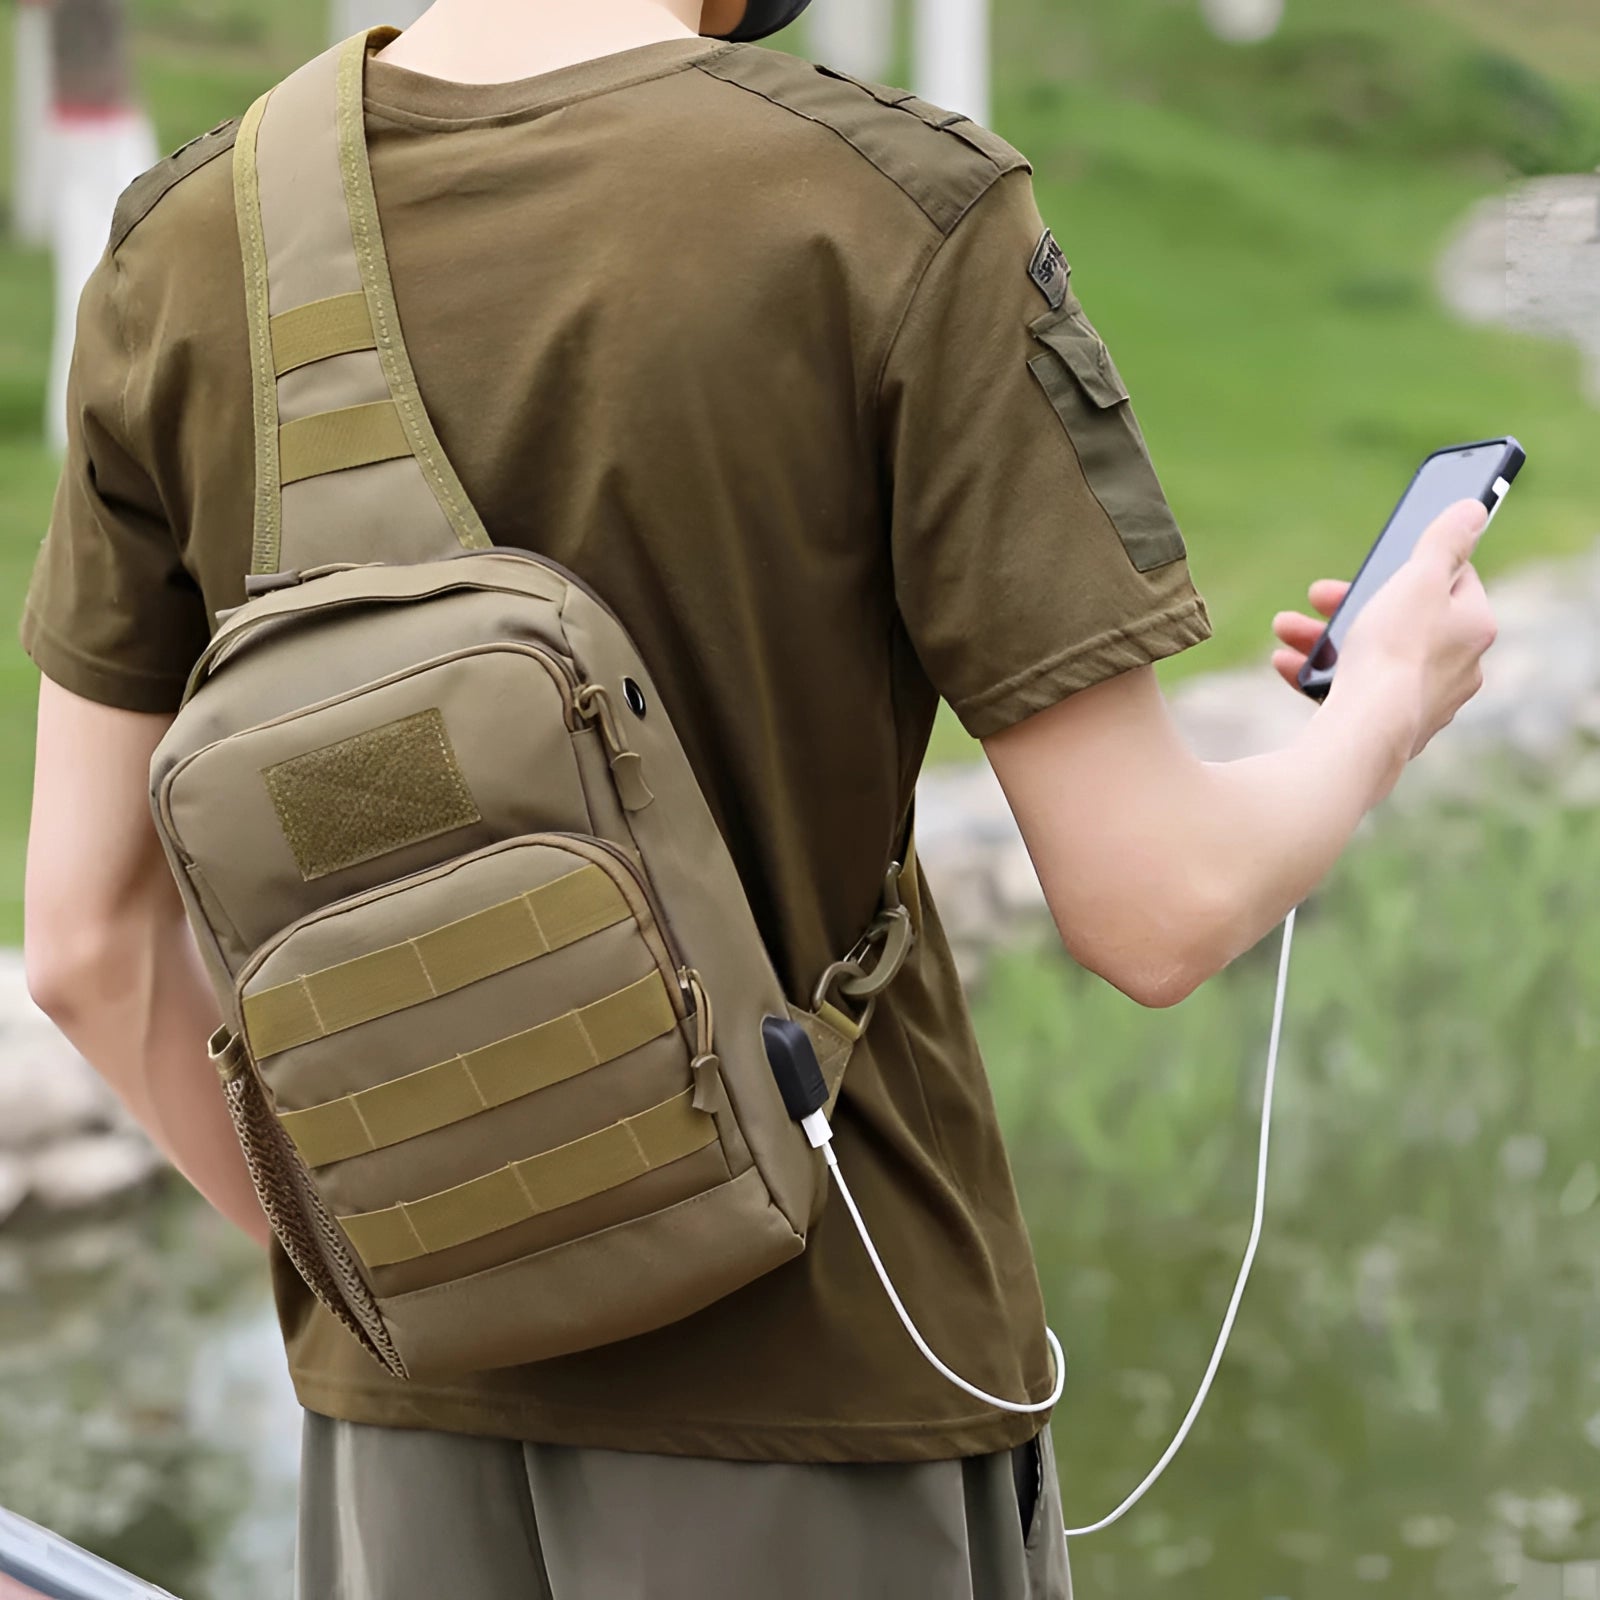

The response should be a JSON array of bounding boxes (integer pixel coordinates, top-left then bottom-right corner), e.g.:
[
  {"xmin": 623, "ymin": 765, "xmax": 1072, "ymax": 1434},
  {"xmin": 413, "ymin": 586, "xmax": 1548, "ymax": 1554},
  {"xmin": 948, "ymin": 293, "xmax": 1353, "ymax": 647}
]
[
  {"xmin": 280, "ymin": 400, "xmax": 411, "ymax": 485},
  {"xmin": 900, "ymin": 833, "xmax": 924, "ymax": 937},
  {"xmin": 339, "ymin": 1089, "xmax": 718, "ymax": 1267},
  {"xmin": 233, "ymin": 91, "xmax": 280, "ymax": 576},
  {"xmin": 281, "ymin": 972, "xmax": 679, "ymax": 1169},
  {"xmin": 235, "ymin": 29, "xmax": 490, "ymax": 575},
  {"xmin": 272, "ymin": 293, "xmax": 377, "ymax": 376},
  {"xmin": 243, "ymin": 865, "xmax": 629, "ymax": 1060},
  {"xmin": 332, "ymin": 35, "xmax": 490, "ymax": 555}
]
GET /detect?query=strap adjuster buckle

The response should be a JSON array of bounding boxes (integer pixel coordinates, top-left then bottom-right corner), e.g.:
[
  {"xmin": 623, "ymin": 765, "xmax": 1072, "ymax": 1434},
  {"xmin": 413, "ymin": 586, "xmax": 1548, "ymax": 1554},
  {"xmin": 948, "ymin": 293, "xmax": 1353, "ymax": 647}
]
[{"xmin": 810, "ymin": 861, "xmax": 917, "ymax": 1038}]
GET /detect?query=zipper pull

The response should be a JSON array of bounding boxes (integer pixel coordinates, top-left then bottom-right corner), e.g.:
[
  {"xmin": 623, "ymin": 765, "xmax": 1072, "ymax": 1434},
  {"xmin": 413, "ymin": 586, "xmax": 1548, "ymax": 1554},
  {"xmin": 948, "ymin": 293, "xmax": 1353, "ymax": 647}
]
[
  {"xmin": 576, "ymin": 683, "xmax": 655, "ymax": 812},
  {"xmin": 683, "ymin": 970, "xmax": 729, "ymax": 1120}
]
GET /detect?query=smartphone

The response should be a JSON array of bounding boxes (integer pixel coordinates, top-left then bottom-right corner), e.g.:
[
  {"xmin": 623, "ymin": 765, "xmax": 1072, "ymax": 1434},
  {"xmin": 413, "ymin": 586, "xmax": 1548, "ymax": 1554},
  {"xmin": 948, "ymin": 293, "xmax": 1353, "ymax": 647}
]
[{"xmin": 1297, "ymin": 437, "xmax": 1526, "ymax": 701}]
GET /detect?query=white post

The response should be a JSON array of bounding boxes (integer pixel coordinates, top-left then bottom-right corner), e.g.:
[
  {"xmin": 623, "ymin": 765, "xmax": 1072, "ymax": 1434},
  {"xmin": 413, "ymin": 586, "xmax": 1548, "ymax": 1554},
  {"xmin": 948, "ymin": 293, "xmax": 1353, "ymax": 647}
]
[
  {"xmin": 47, "ymin": 0, "xmax": 158, "ymax": 451},
  {"xmin": 808, "ymin": 0, "xmax": 896, "ymax": 81},
  {"xmin": 1198, "ymin": 0, "xmax": 1285, "ymax": 44},
  {"xmin": 334, "ymin": 0, "xmax": 429, "ymax": 42},
  {"xmin": 913, "ymin": 0, "xmax": 989, "ymax": 126},
  {"xmin": 13, "ymin": 0, "xmax": 54, "ymax": 246}
]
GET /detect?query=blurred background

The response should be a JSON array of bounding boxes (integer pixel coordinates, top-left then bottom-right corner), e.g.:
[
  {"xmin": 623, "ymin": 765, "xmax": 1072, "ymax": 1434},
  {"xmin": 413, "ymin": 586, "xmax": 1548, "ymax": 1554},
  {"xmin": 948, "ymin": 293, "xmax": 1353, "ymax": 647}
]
[{"xmin": 1, "ymin": 1, "xmax": 1597, "ymax": 1596}]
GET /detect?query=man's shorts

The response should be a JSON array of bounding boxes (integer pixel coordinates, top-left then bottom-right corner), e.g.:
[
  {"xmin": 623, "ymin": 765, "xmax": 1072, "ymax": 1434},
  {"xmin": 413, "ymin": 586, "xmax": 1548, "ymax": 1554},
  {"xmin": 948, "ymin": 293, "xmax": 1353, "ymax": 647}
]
[{"xmin": 296, "ymin": 1412, "xmax": 1074, "ymax": 1599}]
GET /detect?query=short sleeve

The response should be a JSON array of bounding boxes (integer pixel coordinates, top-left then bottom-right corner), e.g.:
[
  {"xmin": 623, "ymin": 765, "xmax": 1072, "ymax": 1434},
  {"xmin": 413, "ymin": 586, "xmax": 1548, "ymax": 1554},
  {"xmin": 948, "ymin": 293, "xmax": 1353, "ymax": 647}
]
[
  {"xmin": 881, "ymin": 169, "xmax": 1212, "ymax": 739},
  {"xmin": 19, "ymin": 248, "xmax": 210, "ymax": 713}
]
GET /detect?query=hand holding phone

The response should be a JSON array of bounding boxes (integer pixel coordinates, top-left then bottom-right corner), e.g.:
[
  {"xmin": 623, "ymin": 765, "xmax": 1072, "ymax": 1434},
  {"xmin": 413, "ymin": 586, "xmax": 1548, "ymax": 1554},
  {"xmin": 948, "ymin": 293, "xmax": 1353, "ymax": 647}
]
[
  {"xmin": 1273, "ymin": 438, "xmax": 1519, "ymax": 759},
  {"xmin": 1294, "ymin": 439, "xmax": 1522, "ymax": 700}
]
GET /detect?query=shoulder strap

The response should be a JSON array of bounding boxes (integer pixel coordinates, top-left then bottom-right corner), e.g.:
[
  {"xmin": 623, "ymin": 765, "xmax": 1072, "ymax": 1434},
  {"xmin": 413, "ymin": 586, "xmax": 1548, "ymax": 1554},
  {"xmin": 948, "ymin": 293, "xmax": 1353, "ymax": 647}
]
[{"xmin": 234, "ymin": 30, "xmax": 491, "ymax": 578}]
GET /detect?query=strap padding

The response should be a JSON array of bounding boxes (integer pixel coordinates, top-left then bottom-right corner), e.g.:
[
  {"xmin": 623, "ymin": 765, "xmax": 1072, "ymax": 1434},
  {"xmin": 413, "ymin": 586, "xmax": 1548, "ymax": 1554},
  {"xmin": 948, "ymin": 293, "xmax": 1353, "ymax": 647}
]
[
  {"xmin": 332, "ymin": 35, "xmax": 492, "ymax": 553},
  {"xmin": 234, "ymin": 30, "xmax": 491, "ymax": 574}
]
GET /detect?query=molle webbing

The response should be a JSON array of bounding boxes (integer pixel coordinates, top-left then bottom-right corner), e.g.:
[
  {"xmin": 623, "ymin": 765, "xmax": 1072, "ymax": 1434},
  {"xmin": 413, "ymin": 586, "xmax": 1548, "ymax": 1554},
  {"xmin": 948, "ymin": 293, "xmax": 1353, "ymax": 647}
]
[
  {"xmin": 279, "ymin": 401, "xmax": 411, "ymax": 485},
  {"xmin": 280, "ymin": 972, "xmax": 680, "ymax": 1168},
  {"xmin": 271, "ymin": 293, "xmax": 377, "ymax": 377},
  {"xmin": 242, "ymin": 865, "xmax": 631, "ymax": 1059},
  {"xmin": 339, "ymin": 1089, "xmax": 718, "ymax": 1267},
  {"xmin": 234, "ymin": 29, "xmax": 490, "ymax": 576}
]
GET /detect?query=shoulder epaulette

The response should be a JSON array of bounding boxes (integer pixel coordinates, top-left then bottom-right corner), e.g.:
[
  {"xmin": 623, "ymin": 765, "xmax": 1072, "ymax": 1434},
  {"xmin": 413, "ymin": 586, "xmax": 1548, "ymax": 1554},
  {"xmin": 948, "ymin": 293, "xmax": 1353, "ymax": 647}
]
[
  {"xmin": 109, "ymin": 117, "xmax": 241, "ymax": 255},
  {"xmin": 697, "ymin": 48, "xmax": 1030, "ymax": 236}
]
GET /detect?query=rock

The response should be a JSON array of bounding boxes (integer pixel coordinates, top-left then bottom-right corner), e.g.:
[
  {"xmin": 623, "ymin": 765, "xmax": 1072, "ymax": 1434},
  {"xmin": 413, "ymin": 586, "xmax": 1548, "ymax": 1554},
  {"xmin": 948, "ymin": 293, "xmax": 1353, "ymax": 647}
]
[
  {"xmin": 27, "ymin": 1134, "xmax": 164, "ymax": 1211},
  {"xmin": 916, "ymin": 763, "xmax": 1020, "ymax": 850},
  {"xmin": 1169, "ymin": 665, "xmax": 1315, "ymax": 761},
  {"xmin": 949, "ymin": 941, "xmax": 991, "ymax": 992},
  {"xmin": 0, "ymin": 1154, "xmax": 28, "ymax": 1226},
  {"xmin": 1572, "ymin": 691, "xmax": 1600, "ymax": 743},
  {"xmin": 993, "ymin": 843, "xmax": 1048, "ymax": 917},
  {"xmin": 1438, "ymin": 173, "xmax": 1600, "ymax": 407},
  {"xmin": 1559, "ymin": 752, "xmax": 1600, "ymax": 809},
  {"xmin": 0, "ymin": 1053, "xmax": 113, "ymax": 1151}
]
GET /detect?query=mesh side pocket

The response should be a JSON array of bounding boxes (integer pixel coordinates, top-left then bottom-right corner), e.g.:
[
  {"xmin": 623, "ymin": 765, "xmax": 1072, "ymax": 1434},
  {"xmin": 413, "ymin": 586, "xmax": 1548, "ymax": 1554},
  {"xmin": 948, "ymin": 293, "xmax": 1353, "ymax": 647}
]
[{"xmin": 217, "ymin": 1034, "xmax": 408, "ymax": 1378}]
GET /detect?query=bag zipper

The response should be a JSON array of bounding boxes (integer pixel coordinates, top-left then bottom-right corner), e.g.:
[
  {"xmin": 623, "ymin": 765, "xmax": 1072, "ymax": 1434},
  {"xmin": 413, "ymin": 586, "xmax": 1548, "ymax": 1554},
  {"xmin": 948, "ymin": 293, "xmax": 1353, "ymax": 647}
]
[
  {"xmin": 550, "ymin": 831, "xmax": 690, "ymax": 994},
  {"xmin": 205, "ymin": 549, "xmax": 643, "ymax": 698},
  {"xmin": 448, "ymin": 546, "xmax": 633, "ymax": 633},
  {"xmin": 158, "ymin": 642, "xmax": 580, "ymax": 868},
  {"xmin": 234, "ymin": 832, "xmax": 696, "ymax": 1031},
  {"xmin": 192, "ymin": 559, "xmax": 577, "ymax": 700}
]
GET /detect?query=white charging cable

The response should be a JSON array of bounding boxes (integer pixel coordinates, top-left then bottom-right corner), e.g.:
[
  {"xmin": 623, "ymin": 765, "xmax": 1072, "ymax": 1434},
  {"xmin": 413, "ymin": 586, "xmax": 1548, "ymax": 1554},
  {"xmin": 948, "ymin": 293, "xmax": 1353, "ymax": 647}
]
[
  {"xmin": 806, "ymin": 906, "xmax": 1298, "ymax": 1538},
  {"xmin": 811, "ymin": 1128, "xmax": 1069, "ymax": 1414}
]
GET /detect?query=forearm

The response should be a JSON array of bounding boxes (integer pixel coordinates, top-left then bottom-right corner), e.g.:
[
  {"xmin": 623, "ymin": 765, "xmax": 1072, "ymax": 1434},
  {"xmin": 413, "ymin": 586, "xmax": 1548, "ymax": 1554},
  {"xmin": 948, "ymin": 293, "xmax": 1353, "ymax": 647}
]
[
  {"xmin": 990, "ymin": 665, "xmax": 1414, "ymax": 1006},
  {"xmin": 1178, "ymin": 684, "xmax": 1411, "ymax": 978},
  {"xmin": 41, "ymin": 904, "xmax": 271, "ymax": 1248}
]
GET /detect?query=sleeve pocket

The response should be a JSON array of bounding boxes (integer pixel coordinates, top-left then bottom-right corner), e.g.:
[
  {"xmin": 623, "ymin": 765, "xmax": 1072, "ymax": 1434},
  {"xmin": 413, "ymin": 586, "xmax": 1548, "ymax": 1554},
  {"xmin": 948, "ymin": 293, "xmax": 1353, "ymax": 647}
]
[{"xmin": 1027, "ymin": 307, "xmax": 1189, "ymax": 573}]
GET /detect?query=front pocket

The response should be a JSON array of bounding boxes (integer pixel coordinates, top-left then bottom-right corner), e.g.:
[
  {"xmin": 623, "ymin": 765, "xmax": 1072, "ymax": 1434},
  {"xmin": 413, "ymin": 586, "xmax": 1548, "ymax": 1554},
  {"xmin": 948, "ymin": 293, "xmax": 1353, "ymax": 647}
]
[
  {"xmin": 160, "ymin": 644, "xmax": 591, "ymax": 958},
  {"xmin": 236, "ymin": 834, "xmax": 736, "ymax": 1304},
  {"xmin": 1028, "ymin": 306, "xmax": 1189, "ymax": 574},
  {"xmin": 380, "ymin": 1165, "xmax": 803, "ymax": 1376}
]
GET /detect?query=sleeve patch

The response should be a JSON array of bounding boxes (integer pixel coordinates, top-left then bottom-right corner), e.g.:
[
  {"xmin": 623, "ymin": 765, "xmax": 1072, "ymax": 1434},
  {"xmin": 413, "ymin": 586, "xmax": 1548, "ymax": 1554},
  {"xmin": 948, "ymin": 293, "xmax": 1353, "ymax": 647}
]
[{"xmin": 1028, "ymin": 230, "xmax": 1070, "ymax": 311}]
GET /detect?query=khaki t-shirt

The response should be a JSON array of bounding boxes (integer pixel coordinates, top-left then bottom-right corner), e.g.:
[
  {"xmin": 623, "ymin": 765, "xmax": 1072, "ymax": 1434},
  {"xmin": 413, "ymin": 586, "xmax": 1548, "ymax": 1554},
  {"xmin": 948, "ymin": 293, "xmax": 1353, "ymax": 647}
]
[{"xmin": 21, "ymin": 37, "xmax": 1211, "ymax": 1463}]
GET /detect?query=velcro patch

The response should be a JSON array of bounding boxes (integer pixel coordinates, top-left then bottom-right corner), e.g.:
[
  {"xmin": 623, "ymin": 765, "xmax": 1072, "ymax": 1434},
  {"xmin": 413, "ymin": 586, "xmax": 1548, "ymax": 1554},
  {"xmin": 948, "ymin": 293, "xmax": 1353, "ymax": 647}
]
[
  {"xmin": 263, "ymin": 708, "xmax": 481, "ymax": 882},
  {"xmin": 1028, "ymin": 229, "xmax": 1070, "ymax": 311}
]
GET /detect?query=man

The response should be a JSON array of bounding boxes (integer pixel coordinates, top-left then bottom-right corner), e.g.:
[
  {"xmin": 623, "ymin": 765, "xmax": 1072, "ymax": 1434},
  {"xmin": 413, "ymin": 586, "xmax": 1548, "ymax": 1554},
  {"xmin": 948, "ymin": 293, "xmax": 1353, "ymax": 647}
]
[{"xmin": 20, "ymin": 1, "xmax": 1496, "ymax": 1596}]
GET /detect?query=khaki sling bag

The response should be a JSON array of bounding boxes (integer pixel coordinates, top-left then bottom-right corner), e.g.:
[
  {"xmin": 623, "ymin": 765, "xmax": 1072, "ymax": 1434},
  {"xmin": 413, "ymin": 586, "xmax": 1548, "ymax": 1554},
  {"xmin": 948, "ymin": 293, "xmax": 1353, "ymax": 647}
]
[{"xmin": 149, "ymin": 31, "xmax": 917, "ymax": 1382}]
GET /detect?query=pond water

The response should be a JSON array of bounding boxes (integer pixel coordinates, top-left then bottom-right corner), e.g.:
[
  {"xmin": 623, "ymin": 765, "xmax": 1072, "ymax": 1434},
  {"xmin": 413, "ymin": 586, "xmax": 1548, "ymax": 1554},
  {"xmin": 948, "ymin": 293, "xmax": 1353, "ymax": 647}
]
[{"xmin": 0, "ymin": 1192, "xmax": 298, "ymax": 1600}]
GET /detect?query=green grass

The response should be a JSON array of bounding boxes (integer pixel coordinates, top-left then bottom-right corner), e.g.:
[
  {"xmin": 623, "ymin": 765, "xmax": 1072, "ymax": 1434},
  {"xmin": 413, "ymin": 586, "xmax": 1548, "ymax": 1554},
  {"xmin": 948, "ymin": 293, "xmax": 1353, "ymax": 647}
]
[
  {"xmin": 2, "ymin": 0, "xmax": 1600, "ymax": 905},
  {"xmin": 0, "ymin": 242, "xmax": 56, "ymax": 940},
  {"xmin": 1419, "ymin": 0, "xmax": 1600, "ymax": 95},
  {"xmin": 917, "ymin": 0, "xmax": 1600, "ymax": 759}
]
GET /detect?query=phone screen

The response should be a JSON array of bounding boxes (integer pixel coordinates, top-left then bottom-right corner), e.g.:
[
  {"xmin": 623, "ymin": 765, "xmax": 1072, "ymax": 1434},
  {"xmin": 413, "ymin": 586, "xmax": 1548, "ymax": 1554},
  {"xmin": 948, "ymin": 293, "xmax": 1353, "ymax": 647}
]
[{"xmin": 1303, "ymin": 442, "xmax": 1513, "ymax": 684}]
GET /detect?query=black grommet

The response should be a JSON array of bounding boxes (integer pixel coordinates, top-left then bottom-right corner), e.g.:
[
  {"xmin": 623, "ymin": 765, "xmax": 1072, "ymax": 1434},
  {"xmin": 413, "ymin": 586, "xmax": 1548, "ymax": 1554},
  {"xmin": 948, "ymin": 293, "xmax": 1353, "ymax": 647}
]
[{"xmin": 623, "ymin": 678, "xmax": 648, "ymax": 718}]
